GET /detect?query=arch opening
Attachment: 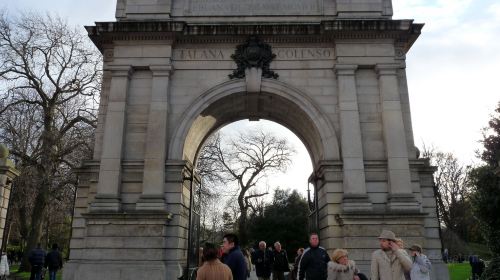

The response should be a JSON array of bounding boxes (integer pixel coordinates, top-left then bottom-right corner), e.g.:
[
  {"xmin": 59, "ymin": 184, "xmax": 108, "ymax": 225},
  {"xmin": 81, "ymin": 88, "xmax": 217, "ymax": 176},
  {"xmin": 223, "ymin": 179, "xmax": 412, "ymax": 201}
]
[{"xmin": 169, "ymin": 79, "xmax": 341, "ymax": 167}]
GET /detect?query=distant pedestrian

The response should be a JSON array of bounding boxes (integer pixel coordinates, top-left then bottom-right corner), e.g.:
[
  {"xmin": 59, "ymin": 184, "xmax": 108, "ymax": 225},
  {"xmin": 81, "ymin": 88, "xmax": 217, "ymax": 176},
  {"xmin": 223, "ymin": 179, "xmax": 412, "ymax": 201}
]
[
  {"xmin": 370, "ymin": 230, "xmax": 412, "ymax": 280},
  {"xmin": 6, "ymin": 251, "xmax": 14, "ymax": 266},
  {"xmin": 28, "ymin": 243, "xmax": 46, "ymax": 280},
  {"xmin": 470, "ymin": 255, "xmax": 486, "ymax": 280},
  {"xmin": 252, "ymin": 241, "xmax": 272, "ymax": 280},
  {"xmin": 272, "ymin": 242, "xmax": 289, "ymax": 280},
  {"xmin": 469, "ymin": 255, "xmax": 479, "ymax": 280},
  {"xmin": 298, "ymin": 233, "xmax": 331, "ymax": 280},
  {"xmin": 409, "ymin": 244, "xmax": 431, "ymax": 280},
  {"xmin": 222, "ymin": 233, "xmax": 247, "ymax": 280},
  {"xmin": 243, "ymin": 248, "xmax": 252, "ymax": 278},
  {"xmin": 443, "ymin": 248, "xmax": 449, "ymax": 263},
  {"xmin": 17, "ymin": 251, "xmax": 23, "ymax": 264},
  {"xmin": 45, "ymin": 244, "xmax": 63, "ymax": 280},
  {"xmin": 289, "ymin": 248, "xmax": 304, "ymax": 280},
  {"xmin": 0, "ymin": 251, "xmax": 9, "ymax": 280},
  {"xmin": 327, "ymin": 249, "xmax": 360, "ymax": 280},
  {"xmin": 197, "ymin": 242, "xmax": 233, "ymax": 280}
]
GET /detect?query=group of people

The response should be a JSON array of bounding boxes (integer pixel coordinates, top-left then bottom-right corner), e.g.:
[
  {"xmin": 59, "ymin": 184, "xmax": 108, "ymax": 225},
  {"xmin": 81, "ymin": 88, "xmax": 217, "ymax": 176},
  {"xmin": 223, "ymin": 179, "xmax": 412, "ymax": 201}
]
[
  {"xmin": 28, "ymin": 243, "xmax": 63, "ymax": 280},
  {"xmin": 196, "ymin": 230, "xmax": 432, "ymax": 280},
  {"xmin": 0, "ymin": 243, "xmax": 63, "ymax": 280}
]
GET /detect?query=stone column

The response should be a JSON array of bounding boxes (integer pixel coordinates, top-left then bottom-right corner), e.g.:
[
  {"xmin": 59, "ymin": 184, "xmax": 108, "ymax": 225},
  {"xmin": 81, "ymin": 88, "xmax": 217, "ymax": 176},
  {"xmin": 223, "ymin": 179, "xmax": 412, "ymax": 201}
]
[
  {"xmin": 334, "ymin": 64, "xmax": 372, "ymax": 212},
  {"xmin": 91, "ymin": 66, "xmax": 133, "ymax": 212},
  {"xmin": 0, "ymin": 145, "xmax": 20, "ymax": 250},
  {"xmin": 376, "ymin": 64, "xmax": 419, "ymax": 212},
  {"xmin": 136, "ymin": 65, "xmax": 172, "ymax": 212}
]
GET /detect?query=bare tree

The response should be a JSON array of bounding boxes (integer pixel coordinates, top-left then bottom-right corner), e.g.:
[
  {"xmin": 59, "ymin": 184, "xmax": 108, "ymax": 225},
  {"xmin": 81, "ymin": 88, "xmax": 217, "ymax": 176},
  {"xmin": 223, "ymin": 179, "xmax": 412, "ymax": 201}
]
[
  {"xmin": 196, "ymin": 130, "xmax": 295, "ymax": 245},
  {"xmin": 422, "ymin": 146, "xmax": 476, "ymax": 244},
  {"xmin": 0, "ymin": 12, "xmax": 100, "ymax": 269}
]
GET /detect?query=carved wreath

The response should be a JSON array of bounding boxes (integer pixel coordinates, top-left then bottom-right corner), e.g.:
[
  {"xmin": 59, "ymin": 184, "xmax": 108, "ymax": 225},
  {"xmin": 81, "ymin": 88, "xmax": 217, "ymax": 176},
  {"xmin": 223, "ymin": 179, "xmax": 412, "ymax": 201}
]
[{"xmin": 229, "ymin": 36, "xmax": 278, "ymax": 79}]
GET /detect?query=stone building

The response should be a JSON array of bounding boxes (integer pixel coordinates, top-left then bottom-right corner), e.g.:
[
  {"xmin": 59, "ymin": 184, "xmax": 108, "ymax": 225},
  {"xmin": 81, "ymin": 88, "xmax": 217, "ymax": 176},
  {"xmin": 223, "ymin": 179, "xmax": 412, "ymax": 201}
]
[{"xmin": 64, "ymin": 0, "xmax": 448, "ymax": 279}]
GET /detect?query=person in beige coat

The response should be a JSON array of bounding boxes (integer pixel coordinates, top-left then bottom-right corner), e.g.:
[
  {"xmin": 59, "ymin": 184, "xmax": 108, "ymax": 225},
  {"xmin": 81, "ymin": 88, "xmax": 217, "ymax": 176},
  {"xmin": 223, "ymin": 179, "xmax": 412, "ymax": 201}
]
[
  {"xmin": 327, "ymin": 249, "xmax": 361, "ymax": 280},
  {"xmin": 197, "ymin": 243, "xmax": 233, "ymax": 280},
  {"xmin": 370, "ymin": 230, "xmax": 412, "ymax": 280}
]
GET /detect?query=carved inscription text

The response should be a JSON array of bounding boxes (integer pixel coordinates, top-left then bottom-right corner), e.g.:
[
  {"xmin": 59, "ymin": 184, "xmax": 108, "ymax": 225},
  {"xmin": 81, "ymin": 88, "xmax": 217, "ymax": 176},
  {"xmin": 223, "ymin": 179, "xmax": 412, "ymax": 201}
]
[{"xmin": 173, "ymin": 48, "xmax": 334, "ymax": 61}]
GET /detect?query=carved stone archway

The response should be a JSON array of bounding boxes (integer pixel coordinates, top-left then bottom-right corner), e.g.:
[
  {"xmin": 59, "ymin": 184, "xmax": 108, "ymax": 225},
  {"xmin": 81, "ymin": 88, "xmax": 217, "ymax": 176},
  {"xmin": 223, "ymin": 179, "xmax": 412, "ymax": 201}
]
[
  {"xmin": 63, "ymin": 1, "xmax": 448, "ymax": 279},
  {"xmin": 170, "ymin": 78, "xmax": 340, "ymax": 165}
]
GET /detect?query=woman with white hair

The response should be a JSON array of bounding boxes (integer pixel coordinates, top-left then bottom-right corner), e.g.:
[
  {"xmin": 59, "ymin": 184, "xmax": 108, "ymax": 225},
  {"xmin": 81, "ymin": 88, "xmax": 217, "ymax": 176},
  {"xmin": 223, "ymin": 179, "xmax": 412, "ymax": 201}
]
[{"xmin": 327, "ymin": 249, "xmax": 361, "ymax": 280}]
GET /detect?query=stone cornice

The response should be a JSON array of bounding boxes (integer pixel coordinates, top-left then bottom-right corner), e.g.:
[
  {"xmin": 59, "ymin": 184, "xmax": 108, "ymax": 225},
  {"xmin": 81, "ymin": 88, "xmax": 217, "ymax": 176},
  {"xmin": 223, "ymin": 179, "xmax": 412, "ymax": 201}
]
[{"xmin": 86, "ymin": 19, "xmax": 423, "ymax": 52}]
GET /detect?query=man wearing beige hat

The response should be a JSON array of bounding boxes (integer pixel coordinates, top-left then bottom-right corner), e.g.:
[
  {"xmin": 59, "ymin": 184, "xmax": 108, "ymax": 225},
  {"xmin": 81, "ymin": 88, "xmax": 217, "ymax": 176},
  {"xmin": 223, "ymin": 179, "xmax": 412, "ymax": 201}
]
[{"xmin": 370, "ymin": 230, "xmax": 412, "ymax": 280}]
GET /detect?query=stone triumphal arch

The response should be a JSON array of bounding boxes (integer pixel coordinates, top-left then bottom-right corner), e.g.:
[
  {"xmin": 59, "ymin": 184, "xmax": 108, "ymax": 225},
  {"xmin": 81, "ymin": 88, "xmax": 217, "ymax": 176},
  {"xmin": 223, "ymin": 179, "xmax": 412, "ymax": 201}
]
[{"xmin": 64, "ymin": 0, "xmax": 448, "ymax": 279}]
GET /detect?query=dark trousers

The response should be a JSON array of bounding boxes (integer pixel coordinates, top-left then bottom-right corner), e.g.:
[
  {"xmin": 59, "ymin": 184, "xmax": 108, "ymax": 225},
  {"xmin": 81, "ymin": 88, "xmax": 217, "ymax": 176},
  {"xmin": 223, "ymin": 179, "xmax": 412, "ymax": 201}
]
[
  {"xmin": 49, "ymin": 269, "xmax": 58, "ymax": 280},
  {"xmin": 30, "ymin": 265, "xmax": 43, "ymax": 280},
  {"xmin": 272, "ymin": 270, "xmax": 285, "ymax": 280}
]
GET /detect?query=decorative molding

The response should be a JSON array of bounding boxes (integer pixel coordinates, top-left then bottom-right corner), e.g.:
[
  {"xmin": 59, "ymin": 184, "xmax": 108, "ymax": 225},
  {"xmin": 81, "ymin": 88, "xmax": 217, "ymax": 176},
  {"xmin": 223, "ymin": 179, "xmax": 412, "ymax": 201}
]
[{"xmin": 86, "ymin": 20, "xmax": 423, "ymax": 52}]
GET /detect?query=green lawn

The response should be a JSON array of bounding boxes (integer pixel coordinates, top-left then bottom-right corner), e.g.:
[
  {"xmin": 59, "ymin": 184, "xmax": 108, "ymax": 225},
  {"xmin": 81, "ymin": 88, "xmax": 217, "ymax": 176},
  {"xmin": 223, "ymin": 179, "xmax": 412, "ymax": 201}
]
[
  {"xmin": 9, "ymin": 265, "xmax": 62, "ymax": 280},
  {"xmin": 448, "ymin": 263, "xmax": 472, "ymax": 280}
]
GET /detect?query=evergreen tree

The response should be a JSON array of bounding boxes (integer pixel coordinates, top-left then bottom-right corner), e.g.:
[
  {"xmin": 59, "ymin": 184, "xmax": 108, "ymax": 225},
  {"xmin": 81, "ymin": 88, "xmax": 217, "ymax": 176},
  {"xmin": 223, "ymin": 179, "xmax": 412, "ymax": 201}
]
[
  {"xmin": 248, "ymin": 189, "xmax": 309, "ymax": 259},
  {"xmin": 470, "ymin": 102, "xmax": 500, "ymax": 280}
]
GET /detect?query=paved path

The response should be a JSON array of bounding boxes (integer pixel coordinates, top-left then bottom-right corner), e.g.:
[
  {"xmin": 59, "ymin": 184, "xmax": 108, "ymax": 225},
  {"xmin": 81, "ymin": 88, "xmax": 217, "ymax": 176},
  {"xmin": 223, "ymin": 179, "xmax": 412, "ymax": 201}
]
[
  {"xmin": 249, "ymin": 270, "xmax": 258, "ymax": 280},
  {"xmin": 248, "ymin": 270, "xmax": 291, "ymax": 280}
]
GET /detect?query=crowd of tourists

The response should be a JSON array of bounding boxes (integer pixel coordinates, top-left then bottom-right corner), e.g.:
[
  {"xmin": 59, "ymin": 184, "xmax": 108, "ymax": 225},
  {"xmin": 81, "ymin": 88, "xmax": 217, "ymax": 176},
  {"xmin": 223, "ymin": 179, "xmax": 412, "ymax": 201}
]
[{"xmin": 196, "ymin": 230, "xmax": 432, "ymax": 280}]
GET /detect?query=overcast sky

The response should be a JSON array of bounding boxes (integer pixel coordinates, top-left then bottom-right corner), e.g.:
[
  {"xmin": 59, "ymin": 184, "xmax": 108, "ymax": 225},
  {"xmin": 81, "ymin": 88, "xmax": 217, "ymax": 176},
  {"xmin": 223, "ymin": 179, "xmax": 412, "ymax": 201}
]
[{"xmin": 2, "ymin": 0, "xmax": 499, "ymax": 197}]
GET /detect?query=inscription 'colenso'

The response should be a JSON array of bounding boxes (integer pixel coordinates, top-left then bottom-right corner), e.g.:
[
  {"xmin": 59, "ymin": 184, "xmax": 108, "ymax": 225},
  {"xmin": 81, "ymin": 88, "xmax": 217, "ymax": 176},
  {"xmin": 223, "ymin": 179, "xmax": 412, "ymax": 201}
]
[
  {"xmin": 275, "ymin": 48, "xmax": 333, "ymax": 60},
  {"xmin": 173, "ymin": 48, "xmax": 334, "ymax": 61}
]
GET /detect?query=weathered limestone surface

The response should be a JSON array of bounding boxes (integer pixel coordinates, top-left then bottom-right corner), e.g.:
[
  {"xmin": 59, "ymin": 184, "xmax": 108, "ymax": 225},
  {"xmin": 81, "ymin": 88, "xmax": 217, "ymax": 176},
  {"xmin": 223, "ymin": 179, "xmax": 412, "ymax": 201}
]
[
  {"xmin": 64, "ymin": 0, "xmax": 448, "ymax": 279},
  {"xmin": 116, "ymin": 0, "xmax": 393, "ymax": 20},
  {"xmin": 0, "ymin": 145, "xmax": 20, "ymax": 251}
]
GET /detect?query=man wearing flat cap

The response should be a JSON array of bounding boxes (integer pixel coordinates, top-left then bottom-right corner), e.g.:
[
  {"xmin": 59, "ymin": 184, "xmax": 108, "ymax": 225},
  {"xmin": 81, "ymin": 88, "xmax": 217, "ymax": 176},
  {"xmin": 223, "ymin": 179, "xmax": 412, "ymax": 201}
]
[{"xmin": 370, "ymin": 230, "xmax": 412, "ymax": 280}]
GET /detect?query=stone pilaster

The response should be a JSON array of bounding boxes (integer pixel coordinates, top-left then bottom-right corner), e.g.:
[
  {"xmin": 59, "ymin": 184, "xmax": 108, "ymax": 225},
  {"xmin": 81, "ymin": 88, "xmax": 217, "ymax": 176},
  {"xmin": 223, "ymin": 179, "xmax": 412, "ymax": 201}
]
[
  {"xmin": 313, "ymin": 161, "xmax": 344, "ymax": 249},
  {"xmin": 136, "ymin": 65, "xmax": 173, "ymax": 212},
  {"xmin": 0, "ymin": 145, "xmax": 20, "ymax": 250},
  {"xmin": 91, "ymin": 66, "xmax": 133, "ymax": 213},
  {"xmin": 376, "ymin": 64, "xmax": 419, "ymax": 212},
  {"xmin": 334, "ymin": 65, "xmax": 372, "ymax": 212}
]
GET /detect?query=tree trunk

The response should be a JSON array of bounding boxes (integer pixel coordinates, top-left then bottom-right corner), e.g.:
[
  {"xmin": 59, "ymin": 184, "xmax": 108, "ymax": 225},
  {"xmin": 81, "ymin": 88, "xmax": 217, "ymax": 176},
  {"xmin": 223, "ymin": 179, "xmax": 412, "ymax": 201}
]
[
  {"xmin": 20, "ymin": 112, "xmax": 55, "ymax": 271},
  {"xmin": 238, "ymin": 207, "xmax": 248, "ymax": 246},
  {"xmin": 19, "ymin": 174, "xmax": 49, "ymax": 271},
  {"xmin": 17, "ymin": 204, "xmax": 30, "ymax": 272}
]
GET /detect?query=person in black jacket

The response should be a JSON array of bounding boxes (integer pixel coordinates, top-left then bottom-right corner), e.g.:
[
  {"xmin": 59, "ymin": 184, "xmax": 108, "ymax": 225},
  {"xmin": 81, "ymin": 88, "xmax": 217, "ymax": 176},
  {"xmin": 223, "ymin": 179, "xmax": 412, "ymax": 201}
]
[
  {"xmin": 222, "ymin": 233, "xmax": 247, "ymax": 280},
  {"xmin": 297, "ymin": 233, "xmax": 330, "ymax": 280},
  {"xmin": 290, "ymin": 248, "xmax": 304, "ymax": 280},
  {"xmin": 252, "ymin": 241, "xmax": 273, "ymax": 280},
  {"xmin": 28, "ymin": 243, "xmax": 46, "ymax": 280},
  {"xmin": 45, "ymin": 244, "xmax": 63, "ymax": 280},
  {"xmin": 272, "ymin": 242, "xmax": 289, "ymax": 280}
]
